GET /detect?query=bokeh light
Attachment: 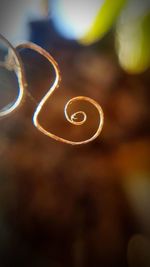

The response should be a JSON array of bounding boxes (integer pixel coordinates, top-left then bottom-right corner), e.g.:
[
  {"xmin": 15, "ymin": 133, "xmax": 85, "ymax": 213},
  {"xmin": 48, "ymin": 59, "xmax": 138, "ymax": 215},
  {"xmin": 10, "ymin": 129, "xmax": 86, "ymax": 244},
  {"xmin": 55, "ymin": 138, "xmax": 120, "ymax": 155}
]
[
  {"xmin": 0, "ymin": 1, "xmax": 150, "ymax": 266},
  {"xmin": 51, "ymin": 0, "xmax": 103, "ymax": 40}
]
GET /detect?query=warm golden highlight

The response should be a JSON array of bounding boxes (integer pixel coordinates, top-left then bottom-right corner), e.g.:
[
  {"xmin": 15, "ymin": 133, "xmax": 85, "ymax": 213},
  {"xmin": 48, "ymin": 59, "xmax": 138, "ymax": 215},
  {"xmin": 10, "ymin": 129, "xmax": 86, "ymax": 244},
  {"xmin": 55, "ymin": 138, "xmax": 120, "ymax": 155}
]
[{"xmin": 16, "ymin": 42, "xmax": 104, "ymax": 145}]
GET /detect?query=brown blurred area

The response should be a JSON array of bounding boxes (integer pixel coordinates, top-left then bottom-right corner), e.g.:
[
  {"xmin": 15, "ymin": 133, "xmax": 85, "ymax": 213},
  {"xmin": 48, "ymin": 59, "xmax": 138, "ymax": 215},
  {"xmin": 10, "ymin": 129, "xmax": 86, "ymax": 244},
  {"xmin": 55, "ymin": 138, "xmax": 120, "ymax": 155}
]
[{"xmin": 0, "ymin": 25, "xmax": 150, "ymax": 267}]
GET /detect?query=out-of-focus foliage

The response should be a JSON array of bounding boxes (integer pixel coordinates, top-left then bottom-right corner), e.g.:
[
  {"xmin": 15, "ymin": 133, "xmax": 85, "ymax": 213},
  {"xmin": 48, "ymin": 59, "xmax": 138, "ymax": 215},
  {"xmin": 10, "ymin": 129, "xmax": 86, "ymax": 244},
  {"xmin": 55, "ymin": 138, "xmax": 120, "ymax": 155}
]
[
  {"xmin": 51, "ymin": 0, "xmax": 150, "ymax": 73},
  {"xmin": 80, "ymin": 0, "xmax": 127, "ymax": 45},
  {"xmin": 116, "ymin": 9, "xmax": 150, "ymax": 73},
  {"xmin": 80, "ymin": 0, "xmax": 150, "ymax": 73}
]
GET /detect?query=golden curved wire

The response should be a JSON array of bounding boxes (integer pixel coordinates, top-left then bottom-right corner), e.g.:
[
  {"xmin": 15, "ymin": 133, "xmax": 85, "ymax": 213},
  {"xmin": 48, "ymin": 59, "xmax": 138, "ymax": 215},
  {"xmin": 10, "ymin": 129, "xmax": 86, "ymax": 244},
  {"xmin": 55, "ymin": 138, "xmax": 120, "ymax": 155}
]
[
  {"xmin": 16, "ymin": 42, "xmax": 104, "ymax": 145},
  {"xmin": 0, "ymin": 34, "xmax": 26, "ymax": 118}
]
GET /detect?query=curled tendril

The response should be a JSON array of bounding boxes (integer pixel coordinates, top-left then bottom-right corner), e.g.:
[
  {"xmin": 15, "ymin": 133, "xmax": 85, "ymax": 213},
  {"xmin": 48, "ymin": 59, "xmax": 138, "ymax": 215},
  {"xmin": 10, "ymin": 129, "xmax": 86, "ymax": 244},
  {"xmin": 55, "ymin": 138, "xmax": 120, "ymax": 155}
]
[
  {"xmin": 16, "ymin": 42, "xmax": 104, "ymax": 145},
  {"xmin": 0, "ymin": 34, "xmax": 26, "ymax": 118}
]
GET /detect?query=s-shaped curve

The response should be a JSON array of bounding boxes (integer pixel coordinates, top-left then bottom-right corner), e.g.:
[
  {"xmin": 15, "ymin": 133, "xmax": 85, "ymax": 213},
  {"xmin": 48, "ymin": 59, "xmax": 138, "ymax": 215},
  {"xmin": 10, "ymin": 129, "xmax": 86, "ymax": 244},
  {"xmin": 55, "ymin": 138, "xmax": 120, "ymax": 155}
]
[{"xmin": 16, "ymin": 42, "xmax": 104, "ymax": 145}]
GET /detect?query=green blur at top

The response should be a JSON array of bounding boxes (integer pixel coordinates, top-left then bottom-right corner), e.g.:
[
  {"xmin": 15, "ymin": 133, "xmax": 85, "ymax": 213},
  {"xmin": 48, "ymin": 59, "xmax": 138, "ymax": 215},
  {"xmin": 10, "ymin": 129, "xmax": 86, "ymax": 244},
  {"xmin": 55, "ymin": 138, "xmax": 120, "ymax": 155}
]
[{"xmin": 80, "ymin": 0, "xmax": 127, "ymax": 45}]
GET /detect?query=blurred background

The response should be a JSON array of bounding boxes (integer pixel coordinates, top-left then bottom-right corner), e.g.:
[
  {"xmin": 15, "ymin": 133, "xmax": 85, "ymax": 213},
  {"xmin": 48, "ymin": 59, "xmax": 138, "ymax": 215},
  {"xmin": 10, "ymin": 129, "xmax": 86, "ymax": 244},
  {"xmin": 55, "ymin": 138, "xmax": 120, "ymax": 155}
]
[{"xmin": 0, "ymin": 0, "xmax": 150, "ymax": 266}]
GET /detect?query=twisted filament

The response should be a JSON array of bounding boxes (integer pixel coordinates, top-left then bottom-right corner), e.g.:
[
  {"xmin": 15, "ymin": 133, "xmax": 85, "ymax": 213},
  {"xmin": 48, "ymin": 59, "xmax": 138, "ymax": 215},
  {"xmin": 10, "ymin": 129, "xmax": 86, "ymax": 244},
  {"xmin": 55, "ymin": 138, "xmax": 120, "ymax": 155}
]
[{"xmin": 16, "ymin": 42, "xmax": 104, "ymax": 145}]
